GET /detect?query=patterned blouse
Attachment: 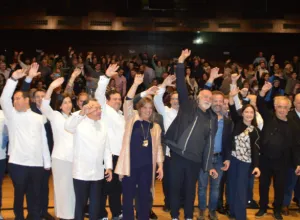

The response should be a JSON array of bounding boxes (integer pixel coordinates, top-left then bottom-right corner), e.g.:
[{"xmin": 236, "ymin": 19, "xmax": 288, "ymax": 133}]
[{"xmin": 232, "ymin": 126, "xmax": 254, "ymax": 163}]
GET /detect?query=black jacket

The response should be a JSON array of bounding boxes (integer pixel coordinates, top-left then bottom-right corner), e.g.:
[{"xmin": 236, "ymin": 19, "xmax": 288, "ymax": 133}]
[
  {"xmin": 257, "ymin": 95, "xmax": 294, "ymax": 164},
  {"xmin": 165, "ymin": 63, "xmax": 218, "ymax": 171},
  {"xmin": 287, "ymin": 110, "xmax": 300, "ymax": 167}
]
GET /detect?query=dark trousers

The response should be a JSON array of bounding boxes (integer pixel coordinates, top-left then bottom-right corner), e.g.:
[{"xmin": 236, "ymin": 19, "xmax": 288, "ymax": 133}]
[
  {"xmin": 8, "ymin": 163, "xmax": 44, "ymax": 220},
  {"xmin": 27, "ymin": 169, "xmax": 51, "ymax": 215},
  {"xmin": 122, "ymin": 164, "xmax": 152, "ymax": 220},
  {"xmin": 162, "ymin": 156, "xmax": 171, "ymax": 209},
  {"xmin": 247, "ymin": 165, "xmax": 255, "ymax": 201},
  {"xmin": 0, "ymin": 159, "xmax": 6, "ymax": 211},
  {"xmin": 228, "ymin": 156, "xmax": 251, "ymax": 220},
  {"xmin": 295, "ymin": 178, "xmax": 300, "ymax": 200},
  {"xmin": 259, "ymin": 155, "xmax": 287, "ymax": 212},
  {"xmin": 73, "ymin": 178, "xmax": 103, "ymax": 220},
  {"xmin": 99, "ymin": 155, "xmax": 122, "ymax": 218},
  {"xmin": 218, "ymin": 171, "xmax": 229, "ymax": 208},
  {"xmin": 170, "ymin": 152, "xmax": 201, "ymax": 219},
  {"xmin": 283, "ymin": 168, "xmax": 299, "ymax": 206}
]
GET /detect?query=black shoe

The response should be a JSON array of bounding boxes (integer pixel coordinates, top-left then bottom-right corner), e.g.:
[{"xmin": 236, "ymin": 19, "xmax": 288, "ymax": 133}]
[
  {"xmin": 84, "ymin": 205, "xmax": 89, "ymax": 218},
  {"xmin": 247, "ymin": 200, "xmax": 259, "ymax": 209},
  {"xmin": 255, "ymin": 209, "xmax": 267, "ymax": 218},
  {"xmin": 149, "ymin": 210, "xmax": 158, "ymax": 220},
  {"xmin": 41, "ymin": 212, "xmax": 55, "ymax": 220},
  {"xmin": 162, "ymin": 205, "xmax": 171, "ymax": 212},
  {"xmin": 293, "ymin": 197, "xmax": 300, "ymax": 206},
  {"xmin": 273, "ymin": 211, "xmax": 283, "ymax": 220},
  {"xmin": 216, "ymin": 206, "xmax": 227, "ymax": 215}
]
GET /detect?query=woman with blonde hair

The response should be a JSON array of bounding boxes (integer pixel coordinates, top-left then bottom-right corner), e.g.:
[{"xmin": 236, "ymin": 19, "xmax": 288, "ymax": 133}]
[{"xmin": 115, "ymin": 74, "xmax": 164, "ymax": 220}]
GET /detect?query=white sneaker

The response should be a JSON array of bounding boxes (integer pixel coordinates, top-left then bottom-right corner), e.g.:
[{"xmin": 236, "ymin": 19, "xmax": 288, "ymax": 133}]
[
  {"xmin": 101, "ymin": 218, "xmax": 108, "ymax": 220},
  {"xmin": 0, "ymin": 213, "xmax": 3, "ymax": 220}
]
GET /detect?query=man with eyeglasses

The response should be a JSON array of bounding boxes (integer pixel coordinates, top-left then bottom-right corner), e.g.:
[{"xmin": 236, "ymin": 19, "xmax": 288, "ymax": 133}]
[{"xmin": 255, "ymin": 82, "xmax": 300, "ymax": 220}]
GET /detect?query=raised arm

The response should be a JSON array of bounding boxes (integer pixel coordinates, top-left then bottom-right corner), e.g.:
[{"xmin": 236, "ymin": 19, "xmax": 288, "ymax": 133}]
[
  {"xmin": 177, "ymin": 49, "xmax": 191, "ymax": 105},
  {"xmin": 41, "ymin": 77, "xmax": 65, "ymax": 121},
  {"xmin": 21, "ymin": 62, "xmax": 41, "ymax": 92},
  {"xmin": 124, "ymin": 74, "xmax": 144, "ymax": 120},
  {"xmin": 0, "ymin": 69, "xmax": 26, "ymax": 119},
  {"xmin": 257, "ymin": 82, "xmax": 273, "ymax": 121},
  {"xmin": 64, "ymin": 67, "xmax": 82, "ymax": 95},
  {"xmin": 154, "ymin": 75, "xmax": 176, "ymax": 116},
  {"xmin": 205, "ymin": 67, "xmax": 223, "ymax": 90},
  {"xmin": 41, "ymin": 124, "xmax": 51, "ymax": 169},
  {"xmin": 228, "ymin": 87, "xmax": 242, "ymax": 123},
  {"xmin": 95, "ymin": 64, "xmax": 119, "ymax": 107}
]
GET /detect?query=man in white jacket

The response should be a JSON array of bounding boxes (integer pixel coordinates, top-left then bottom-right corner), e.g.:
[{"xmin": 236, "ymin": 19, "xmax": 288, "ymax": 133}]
[
  {"xmin": 0, "ymin": 68, "xmax": 51, "ymax": 220},
  {"xmin": 65, "ymin": 99, "xmax": 112, "ymax": 220}
]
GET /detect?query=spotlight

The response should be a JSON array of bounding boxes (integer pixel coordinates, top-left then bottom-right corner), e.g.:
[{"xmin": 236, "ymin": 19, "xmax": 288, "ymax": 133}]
[{"xmin": 193, "ymin": 37, "xmax": 203, "ymax": 44}]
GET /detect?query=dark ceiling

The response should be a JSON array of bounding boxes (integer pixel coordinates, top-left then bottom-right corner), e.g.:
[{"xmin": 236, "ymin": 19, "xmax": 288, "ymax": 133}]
[{"xmin": 2, "ymin": 0, "xmax": 300, "ymax": 19}]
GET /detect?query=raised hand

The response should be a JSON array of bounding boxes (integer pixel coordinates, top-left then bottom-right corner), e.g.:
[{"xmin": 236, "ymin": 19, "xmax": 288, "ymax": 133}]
[
  {"xmin": 80, "ymin": 102, "xmax": 98, "ymax": 116},
  {"xmin": 230, "ymin": 87, "xmax": 240, "ymax": 97},
  {"xmin": 261, "ymin": 82, "xmax": 272, "ymax": 93},
  {"xmin": 146, "ymin": 86, "xmax": 159, "ymax": 96},
  {"xmin": 50, "ymin": 77, "xmax": 64, "ymax": 89},
  {"xmin": 28, "ymin": 62, "xmax": 41, "ymax": 79},
  {"xmin": 133, "ymin": 74, "xmax": 144, "ymax": 86},
  {"xmin": 12, "ymin": 69, "xmax": 27, "ymax": 80},
  {"xmin": 19, "ymin": 51, "xmax": 24, "ymax": 55},
  {"xmin": 162, "ymin": 75, "xmax": 176, "ymax": 88},
  {"xmin": 209, "ymin": 67, "xmax": 223, "ymax": 80},
  {"xmin": 105, "ymin": 64, "xmax": 119, "ymax": 78},
  {"xmin": 231, "ymin": 73, "xmax": 241, "ymax": 84},
  {"xmin": 178, "ymin": 49, "xmax": 191, "ymax": 63},
  {"xmin": 71, "ymin": 67, "xmax": 82, "ymax": 79}
]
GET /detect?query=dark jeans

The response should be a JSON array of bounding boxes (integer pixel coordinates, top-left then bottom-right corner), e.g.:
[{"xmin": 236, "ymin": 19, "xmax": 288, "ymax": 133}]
[
  {"xmin": 122, "ymin": 164, "xmax": 152, "ymax": 220},
  {"xmin": 73, "ymin": 178, "xmax": 103, "ymax": 220},
  {"xmin": 259, "ymin": 155, "xmax": 287, "ymax": 212},
  {"xmin": 283, "ymin": 168, "xmax": 299, "ymax": 206},
  {"xmin": 99, "ymin": 155, "xmax": 122, "ymax": 218},
  {"xmin": 218, "ymin": 171, "xmax": 229, "ymax": 208},
  {"xmin": 0, "ymin": 159, "xmax": 6, "ymax": 211},
  {"xmin": 162, "ymin": 156, "xmax": 171, "ymax": 209},
  {"xmin": 228, "ymin": 156, "xmax": 251, "ymax": 220},
  {"xmin": 8, "ymin": 163, "xmax": 44, "ymax": 220},
  {"xmin": 247, "ymin": 165, "xmax": 255, "ymax": 201},
  {"xmin": 170, "ymin": 152, "xmax": 201, "ymax": 219}
]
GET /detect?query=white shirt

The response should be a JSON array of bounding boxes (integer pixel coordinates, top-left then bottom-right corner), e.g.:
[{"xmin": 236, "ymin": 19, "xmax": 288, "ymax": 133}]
[
  {"xmin": 95, "ymin": 76, "xmax": 125, "ymax": 156},
  {"xmin": 0, "ymin": 79, "xmax": 51, "ymax": 168},
  {"xmin": 41, "ymin": 99, "xmax": 74, "ymax": 162},
  {"xmin": 154, "ymin": 87, "xmax": 178, "ymax": 156},
  {"xmin": 65, "ymin": 113, "xmax": 112, "ymax": 181},
  {"xmin": 0, "ymin": 111, "xmax": 8, "ymax": 160},
  {"xmin": 296, "ymin": 109, "xmax": 300, "ymax": 119}
]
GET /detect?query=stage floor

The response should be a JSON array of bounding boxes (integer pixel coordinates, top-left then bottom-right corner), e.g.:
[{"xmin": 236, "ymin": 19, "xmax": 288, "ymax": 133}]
[{"xmin": 1, "ymin": 175, "xmax": 299, "ymax": 219}]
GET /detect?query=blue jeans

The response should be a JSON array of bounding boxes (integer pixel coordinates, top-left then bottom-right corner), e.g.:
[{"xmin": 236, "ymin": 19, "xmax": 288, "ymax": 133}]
[
  {"xmin": 283, "ymin": 168, "xmax": 299, "ymax": 206},
  {"xmin": 198, "ymin": 154, "xmax": 223, "ymax": 211}
]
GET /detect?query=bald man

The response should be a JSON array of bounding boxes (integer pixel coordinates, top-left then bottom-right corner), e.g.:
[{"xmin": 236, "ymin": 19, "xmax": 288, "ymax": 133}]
[
  {"xmin": 165, "ymin": 49, "xmax": 218, "ymax": 220},
  {"xmin": 282, "ymin": 94, "xmax": 300, "ymax": 215}
]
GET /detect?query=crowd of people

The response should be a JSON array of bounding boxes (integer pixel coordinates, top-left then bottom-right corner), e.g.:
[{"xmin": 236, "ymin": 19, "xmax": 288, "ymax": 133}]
[{"xmin": 0, "ymin": 47, "xmax": 299, "ymax": 220}]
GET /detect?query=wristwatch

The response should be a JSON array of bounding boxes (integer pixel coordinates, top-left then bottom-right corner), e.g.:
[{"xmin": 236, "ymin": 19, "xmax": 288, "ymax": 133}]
[{"xmin": 10, "ymin": 76, "xmax": 17, "ymax": 81}]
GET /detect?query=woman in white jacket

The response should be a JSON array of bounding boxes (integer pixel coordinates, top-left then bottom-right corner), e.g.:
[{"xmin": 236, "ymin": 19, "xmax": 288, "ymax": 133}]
[{"xmin": 41, "ymin": 72, "xmax": 79, "ymax": 220}]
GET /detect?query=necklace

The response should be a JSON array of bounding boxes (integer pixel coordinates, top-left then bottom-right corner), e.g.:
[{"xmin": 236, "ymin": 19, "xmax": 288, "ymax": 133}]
[{"xmin": 140, "ymin": 121, "xmax": 150, "ymax": 147}]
